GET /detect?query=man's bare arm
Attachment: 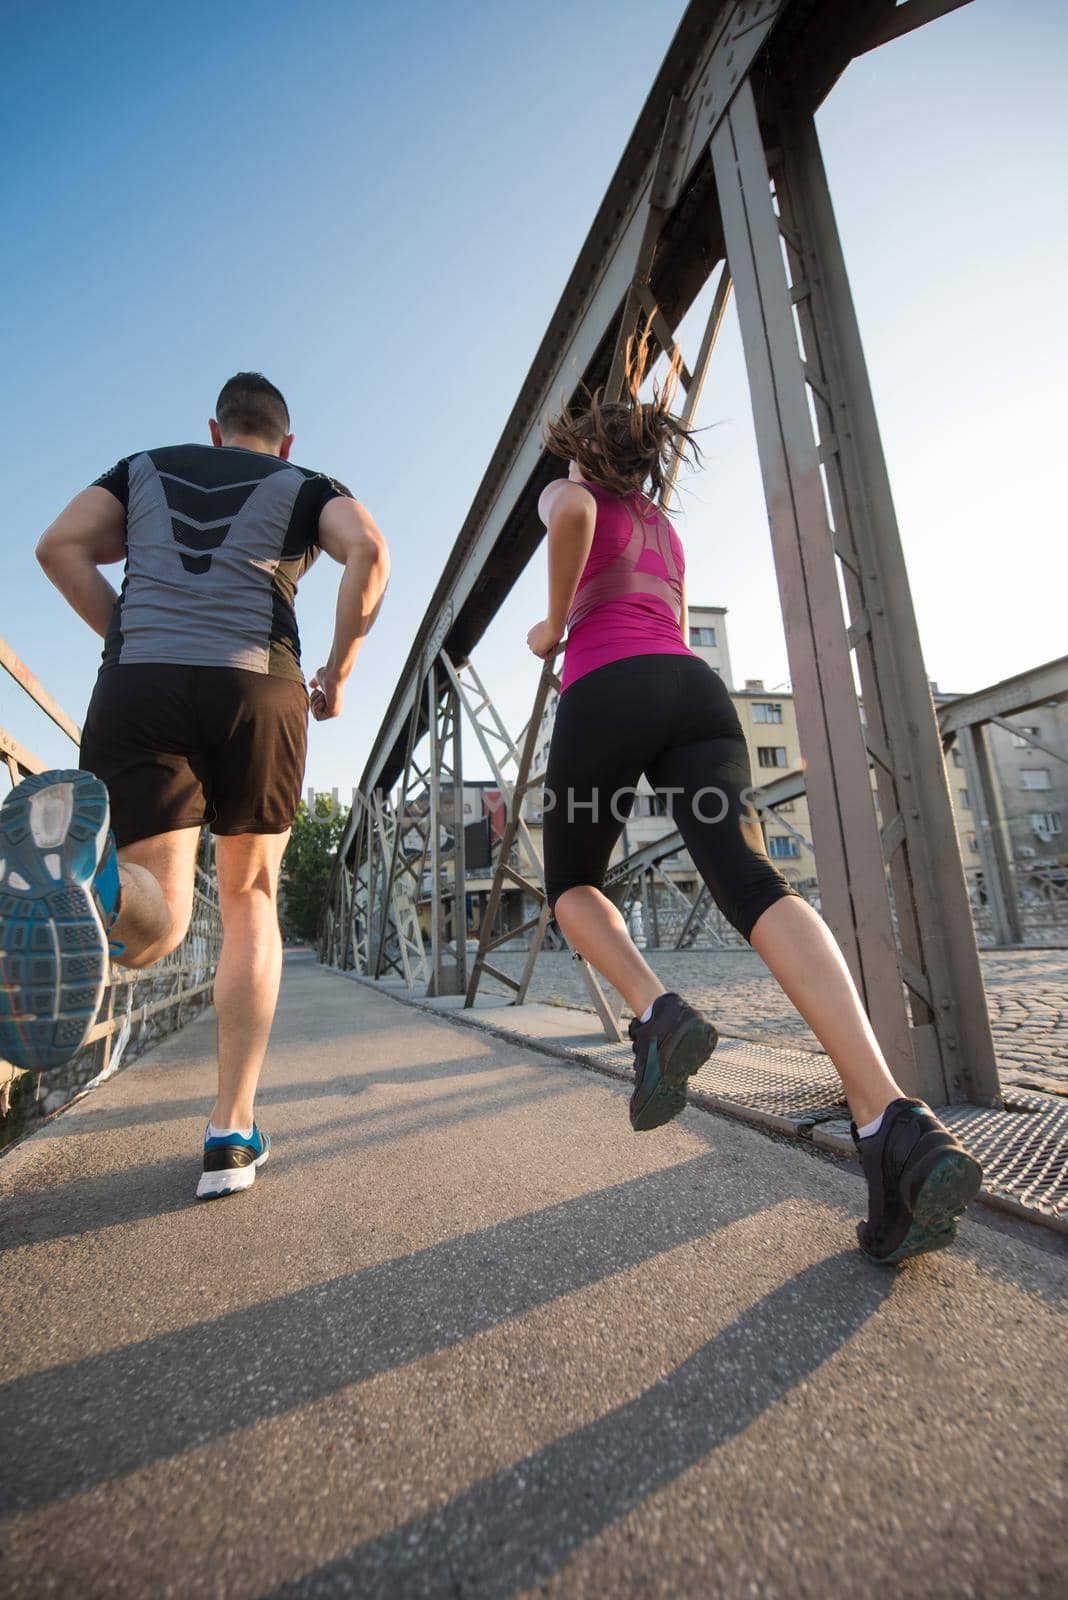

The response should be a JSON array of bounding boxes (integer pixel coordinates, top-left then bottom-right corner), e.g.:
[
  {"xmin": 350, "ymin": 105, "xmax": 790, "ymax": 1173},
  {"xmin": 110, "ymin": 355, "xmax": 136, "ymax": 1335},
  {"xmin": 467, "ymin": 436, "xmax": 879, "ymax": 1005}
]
[
  {"xmin": 36, "ymin": 488, "xmax": 127, "ymax": 637},
  {"xmin": 309, "ymin": 497, "xmax": 391, "ymax": 722}
]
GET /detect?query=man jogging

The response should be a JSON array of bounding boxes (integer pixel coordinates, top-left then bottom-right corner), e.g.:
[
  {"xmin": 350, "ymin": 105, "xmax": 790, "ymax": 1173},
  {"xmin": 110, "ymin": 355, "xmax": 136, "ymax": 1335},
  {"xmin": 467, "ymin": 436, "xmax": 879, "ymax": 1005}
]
[{"xmin": 0, "ymin": 372, "xmax": 389, "ymax": 1198}]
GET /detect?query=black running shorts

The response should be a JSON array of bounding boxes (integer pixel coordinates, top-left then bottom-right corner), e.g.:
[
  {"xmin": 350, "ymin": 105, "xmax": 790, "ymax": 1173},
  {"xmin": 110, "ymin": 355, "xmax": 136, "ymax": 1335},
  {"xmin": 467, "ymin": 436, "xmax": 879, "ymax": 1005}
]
[{"xmin": 79, "ymin": 664, "xmax": 309, "ymax": 848}]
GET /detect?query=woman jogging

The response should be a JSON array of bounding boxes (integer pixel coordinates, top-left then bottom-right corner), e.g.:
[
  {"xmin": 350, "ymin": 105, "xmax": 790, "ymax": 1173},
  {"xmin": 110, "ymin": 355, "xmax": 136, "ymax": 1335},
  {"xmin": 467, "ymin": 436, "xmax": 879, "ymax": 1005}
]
[{"xmin": 526, "ymin": 340, "xmax": 982, "ymax": 1265}]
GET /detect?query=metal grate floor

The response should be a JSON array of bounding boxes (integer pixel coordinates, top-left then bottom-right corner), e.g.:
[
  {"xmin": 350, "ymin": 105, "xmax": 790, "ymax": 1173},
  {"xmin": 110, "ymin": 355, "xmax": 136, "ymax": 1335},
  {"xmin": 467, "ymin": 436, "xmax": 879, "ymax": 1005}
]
[
  {"xmin": 557, "ymin": 1032, "xmax": 1068, "ymax": 1227},
  {"xmin": 942, "ymin": 1093, "xmax": 1068, "ymax": 1223},
  {"xmin": 578, "ymin": 1033, "xmax": 847, "ymax": 1116}
]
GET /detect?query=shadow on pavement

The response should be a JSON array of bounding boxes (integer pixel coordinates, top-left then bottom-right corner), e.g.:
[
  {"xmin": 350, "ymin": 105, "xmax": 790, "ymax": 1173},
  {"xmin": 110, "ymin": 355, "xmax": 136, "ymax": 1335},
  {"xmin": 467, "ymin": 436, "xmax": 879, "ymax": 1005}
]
[
  {"xmin": 30, "ymin": 1032, "xmax": 525, "ymax": 1143},
  {"xmin": 266, "ymin": 1250, "xmax": 894, "ymax": 1599},
  {"xmin": 0, "ymin": 1073, "xmax": 591, "ymax": 1253},
  {"xmin": 0, "ymin": 1153, "xmax": 769, "ymax": 1515}
]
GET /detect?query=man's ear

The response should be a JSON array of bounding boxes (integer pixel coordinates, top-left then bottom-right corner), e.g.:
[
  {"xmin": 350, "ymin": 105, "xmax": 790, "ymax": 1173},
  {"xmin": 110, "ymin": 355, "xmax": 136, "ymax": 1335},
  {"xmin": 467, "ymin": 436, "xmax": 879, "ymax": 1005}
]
[
  {"xmin": 279, "ymin": 433, "xmax": 294, "ymax": 461},
  {"xmin": 209, "ymin": 418, "xmax": 224, "ymax": 447}
]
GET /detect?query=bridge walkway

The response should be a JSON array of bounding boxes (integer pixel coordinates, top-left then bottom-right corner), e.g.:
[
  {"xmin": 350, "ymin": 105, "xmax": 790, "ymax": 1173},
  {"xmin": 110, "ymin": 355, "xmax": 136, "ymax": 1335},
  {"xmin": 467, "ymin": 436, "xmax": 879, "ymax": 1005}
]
[{"xmin": 1, "ymin": 953, "xmax": 1065, "ymax": 1598}]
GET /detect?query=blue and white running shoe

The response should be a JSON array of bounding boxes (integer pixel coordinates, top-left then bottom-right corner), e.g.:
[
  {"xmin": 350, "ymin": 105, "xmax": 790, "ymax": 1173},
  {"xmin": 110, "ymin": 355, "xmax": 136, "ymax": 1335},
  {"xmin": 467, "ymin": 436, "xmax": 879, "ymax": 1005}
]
[
  {"xmin": 0, "ymin": 769, "xmax": 121, "ymax": 1074},
  {"xmin": 197, "ymin": 1123, "xmax": 271, "ymax": 1200}
]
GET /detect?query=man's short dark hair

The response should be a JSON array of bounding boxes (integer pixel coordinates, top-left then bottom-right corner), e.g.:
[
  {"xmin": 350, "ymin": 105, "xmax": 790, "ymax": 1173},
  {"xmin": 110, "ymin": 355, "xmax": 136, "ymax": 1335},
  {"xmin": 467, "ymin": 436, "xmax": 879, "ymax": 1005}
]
[{"xmin": 215, "ymin": 372, "xmax": 290, "ymax": 442}]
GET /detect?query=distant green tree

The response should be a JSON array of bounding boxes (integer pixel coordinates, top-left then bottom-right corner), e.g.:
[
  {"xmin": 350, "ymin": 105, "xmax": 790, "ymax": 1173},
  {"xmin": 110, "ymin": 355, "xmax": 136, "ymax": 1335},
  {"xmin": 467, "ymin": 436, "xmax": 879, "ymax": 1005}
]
[{"xmin": 281, "ymin": 796, "xmax": 350, "ymax": 942}]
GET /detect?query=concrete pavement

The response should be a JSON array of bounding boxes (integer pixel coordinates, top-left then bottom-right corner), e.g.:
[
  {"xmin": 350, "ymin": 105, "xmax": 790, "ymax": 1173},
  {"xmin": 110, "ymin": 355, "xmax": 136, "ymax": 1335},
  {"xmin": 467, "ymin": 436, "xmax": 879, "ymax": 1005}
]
[{"xmin": 1, "ymin": 953, "xmax": 1065, "ymax": 1599}]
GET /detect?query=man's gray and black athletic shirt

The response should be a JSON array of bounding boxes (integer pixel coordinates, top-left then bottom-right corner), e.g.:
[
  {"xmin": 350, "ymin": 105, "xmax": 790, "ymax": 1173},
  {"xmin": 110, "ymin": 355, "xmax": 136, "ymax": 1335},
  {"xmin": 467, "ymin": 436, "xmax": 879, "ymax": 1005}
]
[{"xmin": 93, "ymin": 443, "xmax": 352, "ymax": 680}]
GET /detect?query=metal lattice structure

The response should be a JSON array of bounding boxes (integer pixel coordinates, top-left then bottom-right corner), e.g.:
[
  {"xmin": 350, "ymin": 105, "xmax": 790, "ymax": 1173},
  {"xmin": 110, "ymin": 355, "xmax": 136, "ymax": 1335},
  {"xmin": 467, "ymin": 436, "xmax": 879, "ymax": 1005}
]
[{"xmin": 321, "ymin": 0, "xmax": 1007, "ymax": 1107}]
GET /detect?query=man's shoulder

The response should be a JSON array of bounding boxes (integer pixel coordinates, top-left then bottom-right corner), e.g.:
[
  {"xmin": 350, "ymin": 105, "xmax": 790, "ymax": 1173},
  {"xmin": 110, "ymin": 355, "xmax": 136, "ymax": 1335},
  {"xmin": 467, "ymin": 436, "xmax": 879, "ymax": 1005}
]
[
  {"xmin": 134, "ymin": 443, "xmax": 294, "ymax": 487},
  {"xmin": 289, "ymin": 460, "xmax": 355, "ymax": 500},
  {"xmin": 120, "ymin": 445, "xmax": 351, "ymax": 495}
]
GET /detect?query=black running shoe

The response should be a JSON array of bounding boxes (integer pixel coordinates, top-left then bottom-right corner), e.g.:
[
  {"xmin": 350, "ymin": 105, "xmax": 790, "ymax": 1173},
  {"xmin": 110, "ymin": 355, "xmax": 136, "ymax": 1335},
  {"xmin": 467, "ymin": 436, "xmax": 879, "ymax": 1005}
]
[
  {"xmin": 854, "ymin": 1098, "xmax": 983, "ymax": 1265},
  {"xmin": 628, "ymin": 992, "xmax": 718, "ymax": 1132}
]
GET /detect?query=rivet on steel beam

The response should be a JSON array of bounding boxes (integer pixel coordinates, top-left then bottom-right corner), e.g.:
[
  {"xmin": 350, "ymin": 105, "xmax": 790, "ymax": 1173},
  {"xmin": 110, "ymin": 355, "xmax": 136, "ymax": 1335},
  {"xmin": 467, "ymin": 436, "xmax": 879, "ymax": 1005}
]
[
  {"xmin": 901, "ymin": 771, "xmax": 911, "ymax": 781},
  {"xmin": 910, "ymin": 809, "xmax": 920, "ymax": 819}
]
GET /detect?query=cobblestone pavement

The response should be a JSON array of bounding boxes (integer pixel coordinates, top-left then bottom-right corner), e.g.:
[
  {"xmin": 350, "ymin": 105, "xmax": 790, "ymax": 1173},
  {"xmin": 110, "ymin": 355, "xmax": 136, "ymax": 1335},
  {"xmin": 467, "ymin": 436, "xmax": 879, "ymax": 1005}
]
[{"xmin": 487, "ymin": 946, "xmax": 1068, "ymax": 1095}]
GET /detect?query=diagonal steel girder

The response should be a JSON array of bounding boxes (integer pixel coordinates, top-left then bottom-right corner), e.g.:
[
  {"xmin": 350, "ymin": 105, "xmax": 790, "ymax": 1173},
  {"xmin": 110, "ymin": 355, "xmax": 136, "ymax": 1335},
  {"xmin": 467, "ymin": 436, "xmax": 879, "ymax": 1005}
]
[
  {"xmin": 323, "ymin": 0, "xmax": 996, "ymax": 1105},
  {"xmin": 332, "ymin": 3, "xmax": 953, "ymax": 860},
  {"xmin": 335, "ymin": 0, "xmax": 879, "ymax": 863}
]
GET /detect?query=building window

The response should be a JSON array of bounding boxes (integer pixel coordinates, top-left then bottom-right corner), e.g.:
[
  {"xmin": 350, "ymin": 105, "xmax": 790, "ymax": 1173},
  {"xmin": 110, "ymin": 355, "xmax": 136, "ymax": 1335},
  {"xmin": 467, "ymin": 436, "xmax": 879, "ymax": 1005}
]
[
  {"xmin": 1030, "ymin": 812, "xmax": 1063, "ymax": 836},
  {"xmin": 1012, "ymin": 726, "xmax": 1039, "ymax": 747},
  {"xmin": 1020, "ymin": 770, "xmax": 1052, "ymax": 791},
  {"xmin": 768, "ymin": 836, "xmax": 800, "ymax": 859},
  {"xmin": 959, "ymin": 787, "xmax": 971, "ymax": 809},
  {"xmin": 777, "ymin": 801, "xmax": 795, "ymax": 814},
  {"xmin": 691, "ymin": 626, "xmax": 717, "ymax": 646},
  {"xmin": 757, "ymin": 746, "xmax": 788, "ymax": 768},
  {"xmin": 951, "ymin": 748, "xmax": 963, "ymax": 768},
  {"xmin": 752, "ymin": 703, "xmax": 783, "ymax": 724},
  {"xmin": 968, "ymin": 836, "xmax": 979, "ymax": 852},
  {"xmin": 652, "ymin": 792, "xmax": 670, "ymax": 816}
]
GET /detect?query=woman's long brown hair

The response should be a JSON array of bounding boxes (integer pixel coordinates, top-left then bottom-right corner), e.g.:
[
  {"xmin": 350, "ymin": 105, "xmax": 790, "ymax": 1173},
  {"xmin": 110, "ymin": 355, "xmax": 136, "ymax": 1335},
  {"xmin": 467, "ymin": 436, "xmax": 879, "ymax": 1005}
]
[{"xmin": 544, "ymin": 322, "xmax": 700, "ymax": 501}]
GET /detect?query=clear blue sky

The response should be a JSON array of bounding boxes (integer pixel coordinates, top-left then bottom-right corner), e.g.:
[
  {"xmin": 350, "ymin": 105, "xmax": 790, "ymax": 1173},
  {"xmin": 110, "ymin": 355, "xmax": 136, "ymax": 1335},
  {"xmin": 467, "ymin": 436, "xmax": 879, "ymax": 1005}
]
[{"xmin": 3, "ymin": 0, "xmax": 1065, "ymax": 796}]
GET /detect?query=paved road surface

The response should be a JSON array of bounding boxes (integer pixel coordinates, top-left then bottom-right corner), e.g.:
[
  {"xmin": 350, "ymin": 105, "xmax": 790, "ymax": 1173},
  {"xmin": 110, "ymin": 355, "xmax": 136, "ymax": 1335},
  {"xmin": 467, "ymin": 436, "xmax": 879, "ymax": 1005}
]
[{"xmin": 1, "ymin": 954, "xmax": 1065, "ymax": 1599}]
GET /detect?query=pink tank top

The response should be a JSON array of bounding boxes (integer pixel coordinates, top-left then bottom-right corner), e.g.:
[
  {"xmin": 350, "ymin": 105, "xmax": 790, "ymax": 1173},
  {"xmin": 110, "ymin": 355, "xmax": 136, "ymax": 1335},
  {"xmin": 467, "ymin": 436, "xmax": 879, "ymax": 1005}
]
[{"xmin": 560, "ymin": 481, "xmax": 697, "ymax": 692}]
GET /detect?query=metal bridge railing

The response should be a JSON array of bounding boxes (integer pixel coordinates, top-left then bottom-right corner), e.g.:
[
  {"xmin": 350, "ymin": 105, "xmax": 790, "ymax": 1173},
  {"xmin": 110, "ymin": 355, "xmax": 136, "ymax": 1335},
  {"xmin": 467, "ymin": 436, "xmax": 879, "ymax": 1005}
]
[{"xmin": 0, "ymin": 637, "xmax": 223, "ymax": 1147}]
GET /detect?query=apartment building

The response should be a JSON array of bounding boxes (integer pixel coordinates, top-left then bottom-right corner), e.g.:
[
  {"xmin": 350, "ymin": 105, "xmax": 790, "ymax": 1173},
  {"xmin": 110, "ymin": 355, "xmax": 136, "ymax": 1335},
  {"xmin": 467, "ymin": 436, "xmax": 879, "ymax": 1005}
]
[
  {"xmin": 933, "ymin": 689, "xmax": 1067, "ymax": 880},
  {"xmin": 731, "ymin": 679, "xmax": 816, "ymax": 888}
]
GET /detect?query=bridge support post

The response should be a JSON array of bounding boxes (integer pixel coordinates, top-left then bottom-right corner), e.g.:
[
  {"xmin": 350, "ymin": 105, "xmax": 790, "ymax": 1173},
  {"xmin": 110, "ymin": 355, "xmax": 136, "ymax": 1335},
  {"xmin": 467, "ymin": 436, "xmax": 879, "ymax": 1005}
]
[
  {"xmin": 711, "ymin": 81, "xmax": 999, "ymax": 1105},
  {"xmin": 956, "ymin": 724, "xmax": 1023, "ymax": 947},
  {"xmin": 426, "ymin": 658, "xmax": 467, "ymax": 997}
]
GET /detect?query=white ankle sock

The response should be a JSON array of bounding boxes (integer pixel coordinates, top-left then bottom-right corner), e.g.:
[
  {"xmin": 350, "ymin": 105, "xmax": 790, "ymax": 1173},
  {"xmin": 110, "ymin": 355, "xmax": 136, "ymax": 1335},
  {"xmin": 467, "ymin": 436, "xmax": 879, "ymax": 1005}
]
[
  {"xmin": 639, "ymin": 994, "xmax": 667, "ymax": 1024},
  {"xmin": 207, "ymin": 1121, "xmax": 253, "ymax": 1141},
  {"xmin": 857, "ymin": 1111, "xmax": 885, "ymax": 1140}
]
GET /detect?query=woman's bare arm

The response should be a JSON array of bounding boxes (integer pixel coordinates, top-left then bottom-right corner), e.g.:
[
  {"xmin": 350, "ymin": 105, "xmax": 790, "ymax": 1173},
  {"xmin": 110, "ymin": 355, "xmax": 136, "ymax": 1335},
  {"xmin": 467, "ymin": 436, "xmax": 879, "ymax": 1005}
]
[{"xmin": 527, "ymin": 481, "xmax": 595, "ymax": 658}]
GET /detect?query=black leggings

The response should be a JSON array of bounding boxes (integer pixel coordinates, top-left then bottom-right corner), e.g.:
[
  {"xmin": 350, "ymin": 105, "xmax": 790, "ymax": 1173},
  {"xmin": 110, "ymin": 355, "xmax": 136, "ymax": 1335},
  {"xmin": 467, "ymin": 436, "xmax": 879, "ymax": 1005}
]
[{"xmin": 542, "ymin": 654, "xmax": 799, "ymax": 940}]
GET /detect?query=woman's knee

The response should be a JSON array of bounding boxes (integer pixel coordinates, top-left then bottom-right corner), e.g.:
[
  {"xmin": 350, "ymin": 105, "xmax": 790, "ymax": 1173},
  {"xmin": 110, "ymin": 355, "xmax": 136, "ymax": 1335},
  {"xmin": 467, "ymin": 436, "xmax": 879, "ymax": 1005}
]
[{"xmin": 712, "ymin": 878, "xmax": 800, "ymax": 943}]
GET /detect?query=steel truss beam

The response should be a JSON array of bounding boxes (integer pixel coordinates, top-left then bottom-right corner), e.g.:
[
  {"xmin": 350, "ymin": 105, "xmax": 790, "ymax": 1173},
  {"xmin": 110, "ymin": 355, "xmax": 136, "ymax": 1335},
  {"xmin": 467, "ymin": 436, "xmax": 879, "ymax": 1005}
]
[
  {"xmin": 449, "ymin": 654, "xmax": 624, "ymax": 1040},
  {"xmin": 321, "ymin": 0, "xmax": 997, "ymax": 1104},
  {"xmin": 936, "ymin": 656, "xmax": 1068, "ymax": 738},
  {"xmin": 426, "ymin": 661, "xmax": 467, "ymax": 996},
  {"xmin": 858, "ymin": 0, "xmax": 973, "ymax": 55},
  {"xmin": 712, "ymin": 81, "xmax": 997, "ymax": 1103},
  {"xmin": 335, "ymin": 0, "xmax": 797, "ymax": 840},
  {"xmin": 936, "ymin": 656, "xmax": 1068, "ymax": 949}
]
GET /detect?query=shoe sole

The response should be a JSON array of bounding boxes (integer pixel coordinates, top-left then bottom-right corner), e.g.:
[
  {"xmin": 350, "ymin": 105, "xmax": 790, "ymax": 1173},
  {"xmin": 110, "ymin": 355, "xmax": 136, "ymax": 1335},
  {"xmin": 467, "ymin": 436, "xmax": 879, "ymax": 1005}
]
[
  {"xmin": 631, "ymin": 1017, "xmax": 719, "ymax": 1132},
  {"xmin": 196, "ymin": 1146, "xmax": 270, "ymax": 1200},
  {"xmin": 859, "ymin": 1148, "xmax": 983, "ymax": 1266},
  {"xmin": 0, "ymin": 771, "xmax": 112, "ymax": 1073}
]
